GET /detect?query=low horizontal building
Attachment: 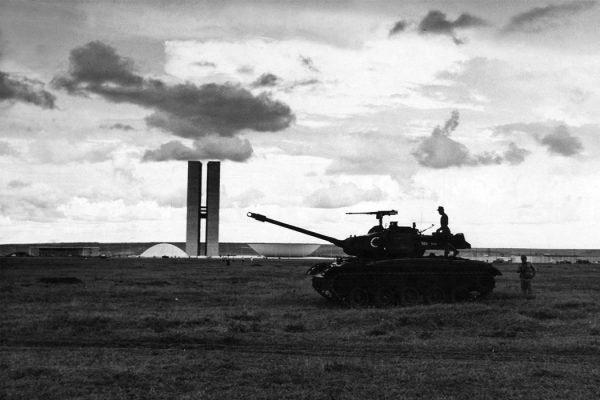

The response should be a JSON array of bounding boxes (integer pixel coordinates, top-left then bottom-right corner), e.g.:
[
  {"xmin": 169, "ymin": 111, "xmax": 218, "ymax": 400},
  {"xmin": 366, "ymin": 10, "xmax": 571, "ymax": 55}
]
[{"xmin": 29, "ymin": 246, "xmax": 100, "ymax": 257}]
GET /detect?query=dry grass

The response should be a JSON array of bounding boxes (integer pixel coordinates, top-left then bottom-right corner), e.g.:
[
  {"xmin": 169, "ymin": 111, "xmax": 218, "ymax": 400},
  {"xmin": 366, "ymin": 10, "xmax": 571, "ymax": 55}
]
[{"xmin": 1, "ymin": 257, "xmax": 600, "ymax": 399}]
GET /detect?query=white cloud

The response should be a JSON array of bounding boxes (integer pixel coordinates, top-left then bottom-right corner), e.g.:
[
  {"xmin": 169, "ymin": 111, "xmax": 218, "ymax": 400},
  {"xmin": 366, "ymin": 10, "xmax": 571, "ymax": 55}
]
[
  {"xmin": 411, "ymin": 150, "xmax": 600, "ymax": 248},
  {"xmin": 28, "ymin": 138, "xmax": 121, "ymax": 164},
  {"xmin": 1, "ymin": 182, "xmax": 66, "ymax": 222},
  {"xmin": 59, "ymin": 197, "xmax": 174, "ymax": 222},
  {"xmin": 222, "ymin": 188, "xmax": 266, "ymax": 209},
  {"xmin": 165, "ymin": 36, "xmax": 467, "ymax": 118},
  {"xmin": 142, "ymin": 135, "xmax": 253, "ymax": 162},
  {"xmin": 304, "ymin": 182, "xmax": 386, "ymax": 209}
]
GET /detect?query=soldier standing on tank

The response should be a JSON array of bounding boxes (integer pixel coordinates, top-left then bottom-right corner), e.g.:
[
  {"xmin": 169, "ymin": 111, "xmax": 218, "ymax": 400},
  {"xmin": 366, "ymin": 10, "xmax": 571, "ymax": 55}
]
[
  {"xmin": 517, "ymin": 255, "xmax": 536, "ymax": 299},
  {"xmin": 436, "ymin": 206, "xmax": 458, "ymax": 257},
  {"xmin": 436, "ymin": 206, "xmax": 449, "ymax": 234}
]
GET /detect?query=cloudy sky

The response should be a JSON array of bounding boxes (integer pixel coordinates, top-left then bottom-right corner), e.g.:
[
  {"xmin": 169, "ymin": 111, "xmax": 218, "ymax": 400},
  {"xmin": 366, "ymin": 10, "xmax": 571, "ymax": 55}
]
[{"xmin": 1, "ymin": 0, "xmax": 600, "ymax": 248}]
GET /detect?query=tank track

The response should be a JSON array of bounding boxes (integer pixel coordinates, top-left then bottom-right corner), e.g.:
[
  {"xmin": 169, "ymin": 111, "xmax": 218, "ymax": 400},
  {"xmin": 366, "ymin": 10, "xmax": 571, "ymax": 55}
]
[{"xmin": 308, "ymin": 258, "xmax": 500, "ymax": 307}]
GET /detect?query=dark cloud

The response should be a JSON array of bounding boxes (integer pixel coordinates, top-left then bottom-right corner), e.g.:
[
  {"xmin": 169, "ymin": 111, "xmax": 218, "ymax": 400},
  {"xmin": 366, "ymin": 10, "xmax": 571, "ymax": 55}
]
[
  {"xmin": 144, "ymin": 112, "xmax": 202, "ymax": 138},
  {"xmin": 286, "ymin": 79, "xmax": 320, "ymax": 91},
  {"xmin": 194, "ymin": 61, "xmax": 216, "ymax": 68},
  {"xmin": 142, "ymin": 140, "xmax": 201, "ymax": 162},
  {"xmin": 7, "ymin": 180, "xmax": 30, "ymax": 189},
  {"xmin": 107, "ymin": 123, "xmax": 134, "ymax": 131},
  {"xmin": 539, "ymin": 125, "xmax": 583, "ymax": 156},
  {"xmin": 474, "ymin": 151, "xmax": 503, "ymax": 165},
  {"xmin": 0, "ymin": 27, "xmax": 55, "ymax": 109},
  {"xmin": 389, "ymin": 20, "xmax": 407, "ymax": 36},
  {"xmin": 418, "ymin": 10, "xmax": 488, "ymax": 44},
  {"xmin": 413, "ymin": 111, "xmax": 530, "ymax": 168},
  {"xmin": 503, "ymin": 142, "xmax": 531, "ymax": 164},
  {"xmin": 252, "ymin": 73, "xmax": 280, "ymax": 87},
  {"xmin": 0, "ymin": 72, "xmax": 56, "ymax": 109},
  {"xmin": 54, "ymin": 41, "xmax": 294, "ymax": 160},
  {"xmin": 0, "ymin": 140, "xmax": 18, "ymax": 156},
  {"xmin": 493, "ymin": 122, "xmax": 583, "ymax": 157},
  {"xmin": 420, "ymin": 10, "xmax": 488, "ymax": 32},
  {"xmin": 453, "ymin": 13, "xmax": 489, "ymax": 28},
  {"xmin": 420, "ymin": 11, "xmax": 453, "ymax": 34},
  {"xmin": 142, "ymin": 136, "xmax": 253, "ymax": 163},
  {"xmin": 57, "ymin": 41, "xmax": 142, "ymax": 90},
  {"xmin": 390, "ymin": 10, "xmax": 488, "ymax": 43},
  {"xmin": 502, "ymin": 1, "xmax": 596, "ymax": 34},
  {"xmin": 300, "ymin": 56, "xmax": 319, "ymax": 72}
]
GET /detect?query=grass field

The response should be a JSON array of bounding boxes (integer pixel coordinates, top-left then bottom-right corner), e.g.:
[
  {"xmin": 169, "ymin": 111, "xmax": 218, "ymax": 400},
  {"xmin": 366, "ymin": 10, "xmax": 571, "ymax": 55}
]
[{"xmin": 1, "ymin": 257, "xmax": 600, "ymax": 399}]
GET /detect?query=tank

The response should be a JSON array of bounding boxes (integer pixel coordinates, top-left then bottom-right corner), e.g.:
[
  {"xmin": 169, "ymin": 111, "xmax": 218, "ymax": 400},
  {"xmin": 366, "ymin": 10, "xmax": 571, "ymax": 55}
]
[{"xmin": 247, "ymin": 210, "xmax": 501, "ymax": 307}]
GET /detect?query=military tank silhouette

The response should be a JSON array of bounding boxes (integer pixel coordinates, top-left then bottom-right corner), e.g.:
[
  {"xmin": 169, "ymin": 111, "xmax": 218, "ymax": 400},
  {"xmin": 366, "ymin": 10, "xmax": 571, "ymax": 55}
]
[{"xmin": 247, "ymin": 210, "xmax": 501, "ymax": 307}]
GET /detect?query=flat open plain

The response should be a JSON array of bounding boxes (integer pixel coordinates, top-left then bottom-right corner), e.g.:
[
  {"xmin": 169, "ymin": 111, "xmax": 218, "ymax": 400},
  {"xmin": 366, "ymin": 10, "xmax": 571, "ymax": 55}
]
[{"xmin": 1, "ymin": 257, "xmax": 599, "ymax": 399}]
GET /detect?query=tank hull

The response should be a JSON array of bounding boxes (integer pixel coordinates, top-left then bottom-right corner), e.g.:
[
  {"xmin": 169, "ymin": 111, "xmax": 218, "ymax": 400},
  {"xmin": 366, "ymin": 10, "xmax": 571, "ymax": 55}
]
[{"xmin": 308, "ymin": 257, "xmax": 502, "ymax": 307}]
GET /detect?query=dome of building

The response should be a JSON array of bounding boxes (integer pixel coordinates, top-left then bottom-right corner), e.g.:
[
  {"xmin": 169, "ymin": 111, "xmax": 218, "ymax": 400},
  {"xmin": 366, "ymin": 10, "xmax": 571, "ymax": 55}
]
[
  {"xmin": 248, "ymin": 243, "xmax": 321, "ymax": 257},
  {"xmin": 140, "ymin": 243, "xmax": 188, "ymax": 258}
]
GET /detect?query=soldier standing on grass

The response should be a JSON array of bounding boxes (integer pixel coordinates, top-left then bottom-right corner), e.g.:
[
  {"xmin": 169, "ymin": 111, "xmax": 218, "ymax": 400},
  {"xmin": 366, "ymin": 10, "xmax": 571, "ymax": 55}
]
[{"xmin": 517, "ymin": 255, "xmax": 536, "ymax": 298}]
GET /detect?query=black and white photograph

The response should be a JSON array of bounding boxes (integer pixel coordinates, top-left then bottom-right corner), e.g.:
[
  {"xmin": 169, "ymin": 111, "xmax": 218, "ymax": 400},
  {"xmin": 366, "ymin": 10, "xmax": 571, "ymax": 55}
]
[{"xmin": 1, "ymin": 1, "xmax": 600, "ymax": 398}]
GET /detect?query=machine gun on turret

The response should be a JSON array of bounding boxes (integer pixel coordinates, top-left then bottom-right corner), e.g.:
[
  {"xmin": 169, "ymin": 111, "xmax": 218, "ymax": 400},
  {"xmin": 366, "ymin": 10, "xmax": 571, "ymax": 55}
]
[{"xmin": 345, "ymin": 210, "xmax": 398, "ymax": 232}]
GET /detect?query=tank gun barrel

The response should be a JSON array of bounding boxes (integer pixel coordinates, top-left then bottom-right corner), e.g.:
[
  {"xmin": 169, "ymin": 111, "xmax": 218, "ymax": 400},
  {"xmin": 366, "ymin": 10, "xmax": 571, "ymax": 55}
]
[{"xmin": 247, "ymin": 212, "xmax": 345, "ymax": 247}]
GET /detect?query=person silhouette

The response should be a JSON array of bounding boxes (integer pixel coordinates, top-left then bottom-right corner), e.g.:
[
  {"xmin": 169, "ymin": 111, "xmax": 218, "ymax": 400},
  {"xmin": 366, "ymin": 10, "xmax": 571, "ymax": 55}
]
[
  {"xmin": 436, "ymin": 206, "xmax": 450, "ymax": 236},
  {"xmin": 517, "ymin": 255, "xmax": 536, "ymax": 299},
  {"xmin": 436, "ymin": 206, "xmax": 458, "ymax": 257}
]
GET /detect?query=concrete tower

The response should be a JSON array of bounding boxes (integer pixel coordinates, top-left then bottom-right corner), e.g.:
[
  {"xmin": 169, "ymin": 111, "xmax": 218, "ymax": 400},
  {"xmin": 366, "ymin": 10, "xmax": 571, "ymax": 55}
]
[
  {"xmin": 185, "ymin": 161, "xmax": 202, "ymax": 257},
  {"xmin": 205, "ymin": 161, "xmax": 220, "ymax": 257},
  {"xmin": 185, "ymin": 161, "xmax": 220, "ymax": 257}
]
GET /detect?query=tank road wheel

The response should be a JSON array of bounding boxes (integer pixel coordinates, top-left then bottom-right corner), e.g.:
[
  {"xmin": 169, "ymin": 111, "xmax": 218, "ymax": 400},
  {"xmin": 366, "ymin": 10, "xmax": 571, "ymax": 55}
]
[
  {"xmin": 400, "ymin": 287, "xmax": 421, "ymax": 307},
  {"xmin": 315, "ymin": 287, "xmax": 335, "ymax": 301},
  {"xmin": 374, "ymin": 287, "xmax": 396, "ymax": 308},
  {"xmin": 312, "ymin": 279, "xmax": 335, "ymax": 301},
  {"xmin": 450, "ymin": 286, "xmax": 470, "ymax": 302},
  {"xmin": 424, "ymin": 286, "xmax": 446, "ymax": 304},
  {"xmin": 347, "ymin": 287, "xmax": 370, "ymax": 308},
  {"xmin": 476, "ymin": 276, "xmax": 495, "ymax": 298}
]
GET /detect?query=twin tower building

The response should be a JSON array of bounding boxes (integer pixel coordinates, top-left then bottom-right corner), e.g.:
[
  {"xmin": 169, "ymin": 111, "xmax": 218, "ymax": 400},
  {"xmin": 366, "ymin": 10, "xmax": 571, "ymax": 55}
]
[{"xmin": 185, "ymin": 161, "xmax": 220, "ymax": 257}]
